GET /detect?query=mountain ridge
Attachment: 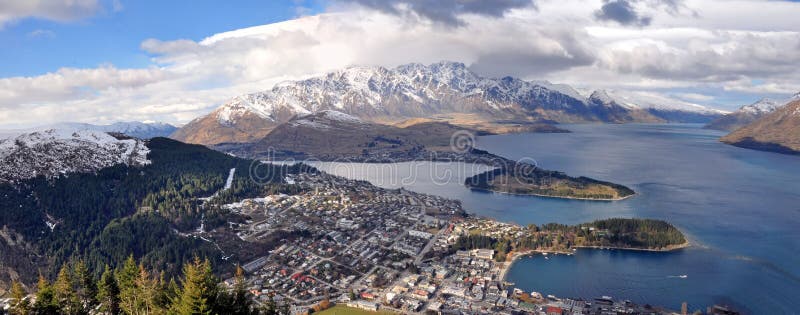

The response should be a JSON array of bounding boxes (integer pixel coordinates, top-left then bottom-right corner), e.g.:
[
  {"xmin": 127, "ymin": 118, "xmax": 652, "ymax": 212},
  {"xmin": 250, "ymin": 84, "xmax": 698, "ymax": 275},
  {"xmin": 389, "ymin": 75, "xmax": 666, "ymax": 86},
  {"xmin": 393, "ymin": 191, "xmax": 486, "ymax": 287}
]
[
  {"xmin": 0, "ymin": 129, "xmax": 150, "ymax": 184},
  {"xmin": 721, "ymin": 99, "xmax": 800, "ymax": 154},
  {"xmin": 706, "ymin": 93, "xmax": 800, "ymax": 131},
  {"xmin": 171, "ymin": 61, "xmax": 724, "ymax": 145}
]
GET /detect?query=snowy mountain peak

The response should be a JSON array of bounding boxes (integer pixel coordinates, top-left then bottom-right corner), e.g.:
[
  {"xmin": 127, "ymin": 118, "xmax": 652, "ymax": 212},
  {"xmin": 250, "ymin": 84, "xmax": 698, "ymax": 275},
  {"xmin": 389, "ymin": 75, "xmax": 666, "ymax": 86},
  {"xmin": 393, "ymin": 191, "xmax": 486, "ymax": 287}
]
[
  {"xmin": 0, "ymin": 128, "xmax": 150, "ymax": 184},
  {"xmin": 589, "ymin": 90, "xmax": 615, "ymax": 105},
  {"xmin": 740, "ymin": 98, "xmax": 781, "ymax": 114}
]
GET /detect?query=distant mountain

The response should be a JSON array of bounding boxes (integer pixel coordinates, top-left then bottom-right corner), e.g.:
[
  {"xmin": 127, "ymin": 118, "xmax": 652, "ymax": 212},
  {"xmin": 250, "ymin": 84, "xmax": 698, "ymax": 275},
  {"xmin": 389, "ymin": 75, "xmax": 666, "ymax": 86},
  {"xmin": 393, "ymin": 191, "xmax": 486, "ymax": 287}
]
[
  {"xmin": 53, "ymin": 121, "xmax": 178, "ymax": 139},
  {"xmin": 172, "ymin": 62, "xmax": 724, "ymax": 145},
  {"xmin": 593, "ymin": 89, "xmax": 726, "ymax": 123},
  {"xmin": 706, "ymin": 93, "xmax": 800, "ymax": 131},
  {"xmin": 586, "ymin": 90, "xmax": 665, "ymax": 123},
  {"xmin": 0, "ymin": 129, "xmax": 150, "ymax": 184},
  {"xmin": 0, "ymin": 121, "xmax": 178, "ymax": 140},
  {"xmin": 721, "ymin": 100, "xmax": 800, "ymax": 154}
]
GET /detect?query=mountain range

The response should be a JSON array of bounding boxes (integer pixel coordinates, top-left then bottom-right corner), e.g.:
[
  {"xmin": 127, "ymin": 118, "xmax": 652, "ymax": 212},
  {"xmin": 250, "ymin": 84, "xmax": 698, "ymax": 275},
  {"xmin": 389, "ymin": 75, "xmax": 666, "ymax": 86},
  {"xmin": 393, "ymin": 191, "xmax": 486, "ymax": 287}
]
[
  {"xmin": 171, "ymin": 61, "xmax": 725, "ymax": 145},
  {"xmin": 0, "ymin": 121, "xmax": 178, "ymax": 140},
  {"xmin": 705, "ymin": 93, "xmax": 800, "ymax": 132}
]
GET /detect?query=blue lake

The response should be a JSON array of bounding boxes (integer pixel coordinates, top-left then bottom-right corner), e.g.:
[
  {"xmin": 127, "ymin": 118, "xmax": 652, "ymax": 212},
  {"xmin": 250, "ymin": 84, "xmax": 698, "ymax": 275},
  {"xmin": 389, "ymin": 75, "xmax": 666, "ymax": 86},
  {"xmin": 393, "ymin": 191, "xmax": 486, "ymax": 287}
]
[{"xmin": 307, "ymin": 124, "xmax": 800, "ymax": 314}]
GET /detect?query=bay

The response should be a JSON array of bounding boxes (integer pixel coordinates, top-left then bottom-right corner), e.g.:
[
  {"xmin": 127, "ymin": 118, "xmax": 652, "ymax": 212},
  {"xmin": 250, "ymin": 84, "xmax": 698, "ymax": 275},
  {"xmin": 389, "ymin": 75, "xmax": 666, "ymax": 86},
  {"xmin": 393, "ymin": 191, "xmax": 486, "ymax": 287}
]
[{"xmin": 304, "ymin": 124, "xmax": 800, "ymax": 314}]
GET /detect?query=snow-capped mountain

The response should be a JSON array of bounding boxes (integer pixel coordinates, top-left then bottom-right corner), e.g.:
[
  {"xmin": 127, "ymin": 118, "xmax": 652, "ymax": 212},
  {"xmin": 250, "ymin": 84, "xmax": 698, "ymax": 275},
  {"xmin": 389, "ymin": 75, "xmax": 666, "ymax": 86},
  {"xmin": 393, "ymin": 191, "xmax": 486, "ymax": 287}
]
[
  {"xmin": 722, "ymin": 99, "xmax": 800, "ymax": 154},
  {"xmin": 52, "ymin": 121, "xmax": 178, "ymax": 139},
  {"xmin": 0, "ymin": 121, "xmax": 177, "ymax": 140},
  {"xmin": 0, "ymin": 129, "xmax": 150, "ymax": 184},
  {"xmin": 172, "ymin": 61, "xmax": 725, "ymax": 145},
  {"xmin": 594, "ymin": 90, "xmax": 726, "ymax": 123},
  {"xmin": 706, "ymin": 92, "xmax": 800, "ymax": 131}
]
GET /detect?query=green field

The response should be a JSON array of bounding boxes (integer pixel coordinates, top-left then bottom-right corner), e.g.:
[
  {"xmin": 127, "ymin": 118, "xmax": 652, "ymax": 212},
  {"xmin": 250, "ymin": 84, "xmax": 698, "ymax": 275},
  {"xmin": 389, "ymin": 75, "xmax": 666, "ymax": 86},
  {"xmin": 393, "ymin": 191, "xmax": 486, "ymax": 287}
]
[{"xmin": 316, "ymin": 304, "xmax": 398, "ymax": 315}]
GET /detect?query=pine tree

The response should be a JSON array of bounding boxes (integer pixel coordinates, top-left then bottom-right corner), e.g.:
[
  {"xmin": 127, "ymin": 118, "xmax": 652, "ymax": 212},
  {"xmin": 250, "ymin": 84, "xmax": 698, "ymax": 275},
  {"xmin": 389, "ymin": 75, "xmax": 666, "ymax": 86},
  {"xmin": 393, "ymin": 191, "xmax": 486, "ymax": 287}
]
[
  {"xmin": 118, "ymin": 255, "xmax": 141, "ymax": 315},
  {"xmin": 32, "ymin": 274, "xmax": 59, "ymax": 315},
  {"xmin": 54, "ymin": 264, "xmax": 81, "ymax": 314},
  {"xmin": 9, "ymin": 280, "xmax": 29, "ymax": 315},
  {"xmin": 74, "ymin": 260, "xmax": 98, "ymax": 313},
  {"xmin": 135, "ymin": 264, "xmax": 167, "ymax": 315},
  {"xmin": 169, "ymin": 257, "xmax": 213, "ymax": 315},
  {"xmin": 97, "ymin": 265, "xmax": 121, "ymax": 315}
]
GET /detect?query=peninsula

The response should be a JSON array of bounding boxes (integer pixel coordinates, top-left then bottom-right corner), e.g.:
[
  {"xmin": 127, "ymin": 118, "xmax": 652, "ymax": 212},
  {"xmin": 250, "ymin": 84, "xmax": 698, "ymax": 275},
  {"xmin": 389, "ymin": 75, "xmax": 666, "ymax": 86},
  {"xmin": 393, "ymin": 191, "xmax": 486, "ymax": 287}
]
[{"xmin": 464, "ymin": 166, "xmax": 636, "ymax": 201}]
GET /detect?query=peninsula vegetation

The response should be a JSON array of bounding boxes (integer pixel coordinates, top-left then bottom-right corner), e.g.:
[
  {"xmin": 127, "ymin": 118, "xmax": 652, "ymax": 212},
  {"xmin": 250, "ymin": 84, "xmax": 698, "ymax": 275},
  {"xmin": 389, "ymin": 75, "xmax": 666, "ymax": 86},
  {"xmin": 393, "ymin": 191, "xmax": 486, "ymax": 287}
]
[
  {"xmin": 451, "ymin": 218, "xmax": 687, "ymax": 262},
  {"xmin": 464, "ymin": 166, "xmax": 635, "ymax": 201}
]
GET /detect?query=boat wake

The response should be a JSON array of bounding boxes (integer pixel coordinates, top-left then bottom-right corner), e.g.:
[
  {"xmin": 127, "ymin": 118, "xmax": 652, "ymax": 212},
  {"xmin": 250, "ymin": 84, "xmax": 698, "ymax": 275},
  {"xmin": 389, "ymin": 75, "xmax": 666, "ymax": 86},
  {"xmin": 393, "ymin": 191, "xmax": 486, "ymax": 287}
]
[{"xmin": 667, "ymin": 275, "xmax": 688, "ymax": 279}]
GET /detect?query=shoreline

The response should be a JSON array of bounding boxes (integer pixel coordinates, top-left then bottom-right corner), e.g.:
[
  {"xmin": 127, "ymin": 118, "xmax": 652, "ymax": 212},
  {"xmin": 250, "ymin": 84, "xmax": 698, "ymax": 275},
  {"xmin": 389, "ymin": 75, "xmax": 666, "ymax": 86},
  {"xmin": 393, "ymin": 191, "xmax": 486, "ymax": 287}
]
[
  {"xmin": 573, "ymin": 241, "xmax": 690, "ymax": 252},
  {"xmin": 467, "ymin": 186, "xmax": 636, "ymax": 201},
  {"xmin": 500, "ymin": 242, "xmax": 690, "ymax": 282}
]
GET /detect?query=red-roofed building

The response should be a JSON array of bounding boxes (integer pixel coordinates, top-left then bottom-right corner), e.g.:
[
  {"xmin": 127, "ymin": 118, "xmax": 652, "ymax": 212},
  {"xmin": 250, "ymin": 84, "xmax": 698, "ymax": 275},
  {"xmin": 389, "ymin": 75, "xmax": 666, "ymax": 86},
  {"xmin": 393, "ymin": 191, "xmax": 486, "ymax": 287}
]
[{"xmin": 546, "ymin": 306, "xmax": 563, "ymax": 315}]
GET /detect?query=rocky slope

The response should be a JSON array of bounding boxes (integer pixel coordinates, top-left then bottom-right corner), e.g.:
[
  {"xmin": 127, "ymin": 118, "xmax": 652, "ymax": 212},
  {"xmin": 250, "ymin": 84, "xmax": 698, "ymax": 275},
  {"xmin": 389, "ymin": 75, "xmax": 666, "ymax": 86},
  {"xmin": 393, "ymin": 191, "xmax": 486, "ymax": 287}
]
[
  {"xmin": 172, "ymin": 62, "xmax": 723, "ymax": 145},
  {"xmin": 0, "ymin": 129, "xmax": 150, "ymax": 184},
  {"xmin": 721, "ymin": 100, "xmax": 800, "ymax": 154},
  {"xmin": 706, "ymin": 93, "xmax": 800, "ymax": 131}
]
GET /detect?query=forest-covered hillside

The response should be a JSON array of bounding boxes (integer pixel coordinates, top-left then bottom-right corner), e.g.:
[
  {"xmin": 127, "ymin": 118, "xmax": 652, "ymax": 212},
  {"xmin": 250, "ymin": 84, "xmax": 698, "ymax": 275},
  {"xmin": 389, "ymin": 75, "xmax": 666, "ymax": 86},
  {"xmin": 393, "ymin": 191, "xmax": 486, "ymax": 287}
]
[{"xmin": 0, "ymin": 137, "xmax": 314, "ymax": 295}]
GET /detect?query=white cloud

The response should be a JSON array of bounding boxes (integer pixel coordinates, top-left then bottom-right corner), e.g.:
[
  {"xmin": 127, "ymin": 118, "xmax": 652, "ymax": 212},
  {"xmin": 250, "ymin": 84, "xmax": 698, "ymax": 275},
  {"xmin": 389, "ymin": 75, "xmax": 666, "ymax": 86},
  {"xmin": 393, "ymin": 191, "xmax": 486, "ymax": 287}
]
[
  {"xmin": 673, "ymin": 92, "xmax": 714, "ymax": 102},
  {"xmin": 0, "ymin": 0, "xmax": 101, "ymax": 28},
  {"xmin": 27, "ymin": 29, "xmax": 55, "ymax": 38},
  {"xmin": 2, "ymin": 0, "xmax": 800, "ymax": 127}
]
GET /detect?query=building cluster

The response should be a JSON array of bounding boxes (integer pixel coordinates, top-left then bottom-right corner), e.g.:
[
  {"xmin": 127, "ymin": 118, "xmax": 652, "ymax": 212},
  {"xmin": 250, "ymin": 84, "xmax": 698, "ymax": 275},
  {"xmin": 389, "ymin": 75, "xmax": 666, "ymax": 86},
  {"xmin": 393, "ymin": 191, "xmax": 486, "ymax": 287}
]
[{"xmin": 215, "ymin": 172, "xmax": 734, "ymax": 315}]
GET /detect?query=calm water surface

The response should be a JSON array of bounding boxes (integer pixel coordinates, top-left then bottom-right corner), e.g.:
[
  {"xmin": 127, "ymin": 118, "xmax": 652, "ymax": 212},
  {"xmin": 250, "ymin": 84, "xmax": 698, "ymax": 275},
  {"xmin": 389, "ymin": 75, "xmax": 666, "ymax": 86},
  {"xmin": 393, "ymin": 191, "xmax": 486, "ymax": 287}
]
[{"xmin": 307, "ymin": 124, "xmax": 800, "ymax": 314}]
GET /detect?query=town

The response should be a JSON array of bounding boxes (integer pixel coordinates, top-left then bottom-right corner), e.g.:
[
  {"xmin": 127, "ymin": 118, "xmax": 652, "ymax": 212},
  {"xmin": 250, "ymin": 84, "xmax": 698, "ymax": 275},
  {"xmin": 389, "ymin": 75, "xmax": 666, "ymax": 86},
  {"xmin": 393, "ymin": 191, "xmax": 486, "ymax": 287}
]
[{"xmin": 197, "ymin": 170, "xmax": 716, "ymax": 315}]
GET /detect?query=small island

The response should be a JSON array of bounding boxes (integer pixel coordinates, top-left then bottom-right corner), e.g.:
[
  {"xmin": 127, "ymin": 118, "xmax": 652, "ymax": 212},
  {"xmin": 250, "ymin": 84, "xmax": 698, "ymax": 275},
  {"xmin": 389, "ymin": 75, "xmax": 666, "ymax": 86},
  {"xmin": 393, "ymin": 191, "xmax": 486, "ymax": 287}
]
[{"xmin": 464, "ymin": 166, "xmax": 635, "ymax": 201}]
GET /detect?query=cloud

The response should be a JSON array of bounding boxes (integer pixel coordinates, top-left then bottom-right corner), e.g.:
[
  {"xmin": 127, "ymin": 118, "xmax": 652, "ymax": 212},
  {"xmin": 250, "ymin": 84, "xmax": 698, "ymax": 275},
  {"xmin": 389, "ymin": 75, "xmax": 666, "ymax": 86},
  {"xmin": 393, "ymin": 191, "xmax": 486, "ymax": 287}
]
[
  {"xmin": 0, "ymin": 0, "xmax": 102, "ymax": 28},
  {"xmin": 673, "ymin": 92, "xmax": 714, "ymax": 102},
  {"xmin": 2, "ymin": 0, "xmax": 800, "ymax": 126},
  {"xmin": 27, "ymin": 29, "xmax": 55, "ymax": 38},
  {"xmin": 595, "ymin": 0, "xmax": 652, "ymax": 26},
  {"xmin": 596, "ymin": 30, "xmax": 800, "ymax": 83},
  {"xmin": 333, "ymin": 0, "xmax": 534, "ymax": 26}
]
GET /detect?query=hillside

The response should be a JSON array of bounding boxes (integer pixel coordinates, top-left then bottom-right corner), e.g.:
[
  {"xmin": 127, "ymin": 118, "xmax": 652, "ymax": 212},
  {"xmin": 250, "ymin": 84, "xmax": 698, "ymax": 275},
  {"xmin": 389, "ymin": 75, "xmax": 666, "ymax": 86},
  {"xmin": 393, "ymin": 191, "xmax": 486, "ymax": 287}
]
[
  {"xmin": 721, "ymin": 100, "xmax": 800, "ymax": 154},
  {"xmin": 171, "ymin": 62, "xmax": 723, "ymax": 145},
  {"xmin": 218, "ymin": 110, "xmax": 490, "ymax": 160},
  {"xmin": 705, "ymin": 95, "xmax": 798, "ymax": 131},
  {"xmin": 0, "ymin": 136, "xmax": 310, "ymax": 293}
]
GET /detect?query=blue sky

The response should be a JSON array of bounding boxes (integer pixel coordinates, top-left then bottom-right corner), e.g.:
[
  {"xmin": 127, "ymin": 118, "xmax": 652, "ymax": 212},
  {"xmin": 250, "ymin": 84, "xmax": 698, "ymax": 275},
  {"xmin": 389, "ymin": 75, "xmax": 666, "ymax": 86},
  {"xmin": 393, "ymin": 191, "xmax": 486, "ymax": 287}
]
[
  {"xmin": 0, "ymin": 0, "xmax": 323, "ymax": 77},
  {"xmin": 1, "ymin": 0, "xmax": 799, "ymax": 127}
]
